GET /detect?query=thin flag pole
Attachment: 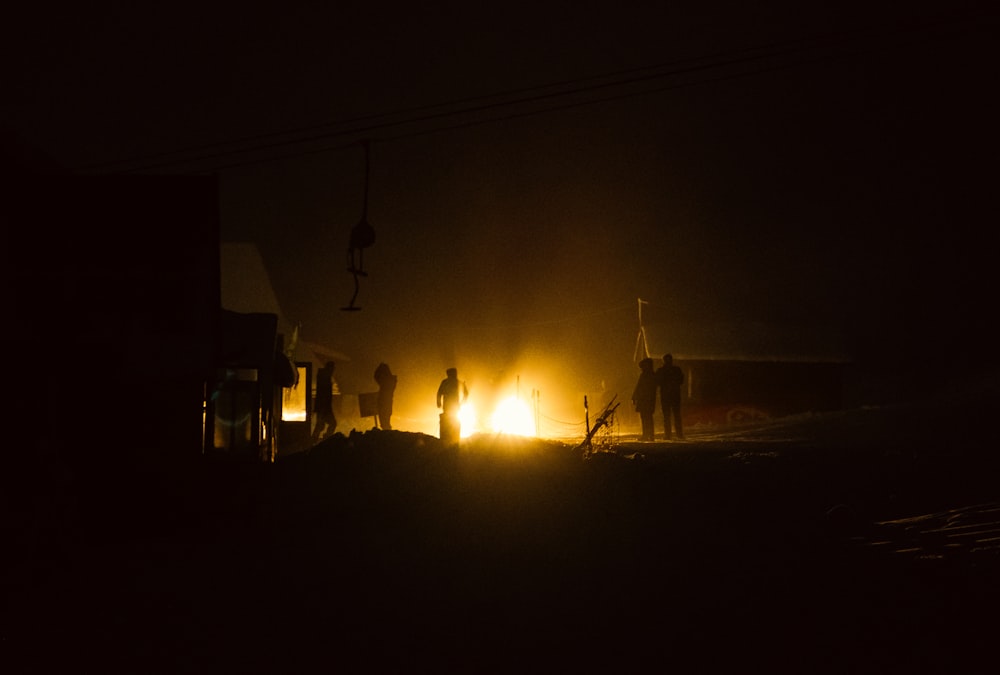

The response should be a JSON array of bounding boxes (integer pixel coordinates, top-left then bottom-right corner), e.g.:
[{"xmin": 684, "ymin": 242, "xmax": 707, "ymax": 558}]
[{"xmin": 634, "ymin": 298, "xmax": 650, "ymax": 362}]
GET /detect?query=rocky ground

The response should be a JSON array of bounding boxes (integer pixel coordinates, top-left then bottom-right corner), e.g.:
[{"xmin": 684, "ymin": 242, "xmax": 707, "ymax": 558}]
[{"xmin": 6, "ymin": 386, "xmax": 1000, "ymax": 673}]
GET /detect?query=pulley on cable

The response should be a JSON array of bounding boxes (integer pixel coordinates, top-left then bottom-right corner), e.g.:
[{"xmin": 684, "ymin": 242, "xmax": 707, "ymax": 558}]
[{"xmin": 342, "ymin": 139, "xmax": 376, "ymax": 311}]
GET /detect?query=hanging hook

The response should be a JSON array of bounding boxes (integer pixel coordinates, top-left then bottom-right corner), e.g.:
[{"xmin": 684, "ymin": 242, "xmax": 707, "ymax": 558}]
[
  {"xmin": 340, "ymin": 268, "xmax": 362, "ymax": 311},
  {"xmin": 343, "ymin": 139, "xmax": 376, "ymax": 311}
]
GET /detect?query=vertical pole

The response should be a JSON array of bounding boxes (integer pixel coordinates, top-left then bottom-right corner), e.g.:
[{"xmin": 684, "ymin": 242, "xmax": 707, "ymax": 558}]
[
  {"xmin": 361, "ymin": 139, "xmax": 370, "ymax": 220},
  {"xmin": 533, "ymin": 388, "xmax": 540, "ymax": 437},
  {"xmin": 634, "ymin": 298, "xmax": 650, "ymax": 362}
]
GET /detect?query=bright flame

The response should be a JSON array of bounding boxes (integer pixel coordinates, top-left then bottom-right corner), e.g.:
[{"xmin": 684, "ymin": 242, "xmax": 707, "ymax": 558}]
[
  {"xmin": 459, "ymin": 402, "xmax": 477, "ymax": 438},
  {"xmin": 490, "ymin": 396, "xmax": 536, "ymax": 437}
]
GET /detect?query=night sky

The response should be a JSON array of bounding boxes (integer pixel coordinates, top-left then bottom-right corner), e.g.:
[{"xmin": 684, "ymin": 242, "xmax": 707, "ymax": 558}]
[{"xmin": 4, "ymin": 1, "xmax": 997, "ymax": 422}]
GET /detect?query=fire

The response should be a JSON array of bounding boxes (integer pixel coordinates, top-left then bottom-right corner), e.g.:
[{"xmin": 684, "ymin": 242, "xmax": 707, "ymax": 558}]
[
  {"xmin": 458, "ymin": 402, "xmax": 478, "ymax": 438},
  {"xmin": 457, "ymin": 396, "xmax": 537, "ymax": 438},
  {"xmin": 490, "ymin": 396, "xmax": 536, "ymax": 437}
]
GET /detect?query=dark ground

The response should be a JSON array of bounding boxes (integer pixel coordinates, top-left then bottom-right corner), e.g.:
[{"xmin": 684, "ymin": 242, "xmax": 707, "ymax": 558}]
[{"xmin": 6, "ymin": 385, "xmax": 1000, "ymax": 674}]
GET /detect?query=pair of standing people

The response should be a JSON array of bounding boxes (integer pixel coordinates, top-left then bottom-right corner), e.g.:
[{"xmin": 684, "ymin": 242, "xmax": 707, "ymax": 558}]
[
  {"xmin": 631, "ymin": 353, "xmax": 685, "ymax": 442},
  {"xmin": 314, "ymin": 361, "xmax": 399, "ymax": 442}
]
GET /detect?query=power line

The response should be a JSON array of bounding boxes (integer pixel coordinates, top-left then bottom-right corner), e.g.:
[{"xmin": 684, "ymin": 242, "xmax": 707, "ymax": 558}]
[
  {"xmin": 77, "ymin": 44, "xmax": 749, "ymax": 174},
  {"xmin": 74, "ymin": 39, "xmax": 816, "ymax": 174},
  {"xmin": 115, "ymin": 15, "xmax": 985, "ymax": 174},
  {"xmin": 79, "ymin": 10, "xmax": 991, "ymax": 176}
]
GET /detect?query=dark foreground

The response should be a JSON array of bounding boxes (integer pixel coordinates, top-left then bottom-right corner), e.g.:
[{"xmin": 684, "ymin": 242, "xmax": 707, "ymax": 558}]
[{"xmin": 6, "ymin": 391, "xmax": 1000, "ymax": 673}]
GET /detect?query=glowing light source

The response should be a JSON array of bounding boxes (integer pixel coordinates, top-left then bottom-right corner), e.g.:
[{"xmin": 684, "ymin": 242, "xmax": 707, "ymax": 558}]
[
  {"xmin": 459, "ymin": 402, "xmax": 477, "ymax": 438},
  {"xmin": 490, "ymin": 396, "xmax": 536, "ymax": 437}
]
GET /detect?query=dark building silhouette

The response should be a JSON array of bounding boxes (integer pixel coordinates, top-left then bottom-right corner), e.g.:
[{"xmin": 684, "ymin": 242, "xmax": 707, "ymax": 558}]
[{"xmin": 5, "ymin": 141, "xmax": 221, "ymax": 533}]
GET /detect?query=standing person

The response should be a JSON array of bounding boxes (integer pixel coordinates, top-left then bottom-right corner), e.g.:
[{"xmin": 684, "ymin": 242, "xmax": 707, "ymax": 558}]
[
  {"xmin": 632, "ymin": 357, "xmax": 658, "ymax": 442},
  {"xmin": 312, "ymin": 360, "xmax": 337, "ymax": 443},
  {"xmin": 373, "ymin": 362, "xmax": 397, "ymax": 430},
  {"xmin": 657, "ymin": 353, "xmax": 685, "ymax": 440},
  {"xmin": 436, "ymin": 367, "xmax": 468, "ymax": 444}
]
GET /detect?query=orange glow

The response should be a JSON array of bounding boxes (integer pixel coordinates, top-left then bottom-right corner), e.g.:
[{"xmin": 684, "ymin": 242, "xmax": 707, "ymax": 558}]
[
  {"xmin": 453, "ymin": 397, "xmax": 537, "ymax": 438},
  {"xmin": 402, "ymin": 366, "xmax": 579, "ymax": 440},
  {"xmin": 459, "ymin": 402, "xmax": 477, "ymax": 438},
  {"xmin": 490, "ymin": 396, "xmax": 536, "ymax": 437}
]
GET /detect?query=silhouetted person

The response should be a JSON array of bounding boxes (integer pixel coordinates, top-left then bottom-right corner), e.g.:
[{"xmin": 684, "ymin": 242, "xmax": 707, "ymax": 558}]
[
  {"xmin": 632, "ymin": 357, "xmax": 658, "ymax": 442},
  {"xmin": 373, "ymin": 362, "xmax": 397, "ymax": 430},
  {"xmin": 657, "ymin": 353, "xmax": 684, "ymax": 440},
  {"xmin": 312, "ymin": 360, "xmax": 337, "ymax": 442},
  {"xmin": 436, "ymin": 367, "xmax": 468, "ymax": 445}
]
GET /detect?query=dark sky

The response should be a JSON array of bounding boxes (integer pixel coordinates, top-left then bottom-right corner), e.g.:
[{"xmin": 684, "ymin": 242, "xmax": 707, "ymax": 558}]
[{"xmin": 4, "ymin": 1, "xmax": 997, "ymax": 417}]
